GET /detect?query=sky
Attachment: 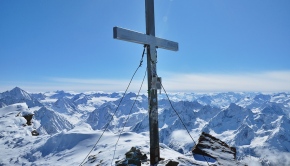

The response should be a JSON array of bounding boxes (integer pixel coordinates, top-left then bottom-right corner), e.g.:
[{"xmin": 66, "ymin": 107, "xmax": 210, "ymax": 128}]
[{"xmin": 0, "ymin": 0, "xmax": 290, "ymax": 93}]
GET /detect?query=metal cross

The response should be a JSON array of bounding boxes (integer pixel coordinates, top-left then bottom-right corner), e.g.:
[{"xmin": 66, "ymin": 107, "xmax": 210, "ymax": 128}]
[{"xmin": 113, "ymin": 0, "xmax": 178, "ymax": 165}]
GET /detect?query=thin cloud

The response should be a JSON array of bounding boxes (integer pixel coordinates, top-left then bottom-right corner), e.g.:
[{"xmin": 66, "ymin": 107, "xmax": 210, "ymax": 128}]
[
  {"xmin": 0, "ymin": 71, "xmax": 289, "ymax": 93},
  {"xmin": 42, "ymin": 77, "xmax": 146, "ymax": 92},
  {"xmin": 161, "ymin": 70, "xmax": 290, "ymax": 92},
  {"xmin": 48, "ymin": 77, "xmax": 126, "ymax": 85}
]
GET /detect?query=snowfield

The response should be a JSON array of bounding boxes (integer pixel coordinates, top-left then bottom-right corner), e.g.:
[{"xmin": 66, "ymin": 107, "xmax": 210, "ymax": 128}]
[{"xmin": 0, "ymin": 87, "xmax": 290, "ymax": 165}]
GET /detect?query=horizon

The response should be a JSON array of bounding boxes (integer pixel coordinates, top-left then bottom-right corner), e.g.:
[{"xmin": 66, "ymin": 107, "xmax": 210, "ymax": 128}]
[
  {"xmin": 1, "ymin": 1, "xmax": 290, "ymax": 93},
  {"xmin": 1, "ymin": 86, "xmax": 289, "ymax": 94}
]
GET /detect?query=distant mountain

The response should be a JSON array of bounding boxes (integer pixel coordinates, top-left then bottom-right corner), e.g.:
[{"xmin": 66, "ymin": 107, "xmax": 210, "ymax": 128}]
[
  {"xmin": 71, "ymin": 93, "xmax": 92, "ymax": 105},
  {"xmin": 0, "ymin": 87, "xmax": 42, "ymax": 108},
  {"xmin": 30, "ymin": 93, "xmax": 47, "ymax": 100},
  {"xmin": 49, "ymin": 90, "xmax": 73, "ymax": 99},
  {"xmin": 86, "ymin": 93, "xmax": 148, "ymax": 131},
  {"xmin": 34, "ymin": 106, "xmax": 74, "ymax": 134},
  {"xmin": 52, "ymin": 97, "xmax": 80, "ymax": 115},
  {"xmin": 86, "ymin": 104, "xmax": 116, "ymax": 130}
]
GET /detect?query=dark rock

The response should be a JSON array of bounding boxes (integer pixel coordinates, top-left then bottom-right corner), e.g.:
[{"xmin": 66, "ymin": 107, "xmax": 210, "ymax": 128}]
[
  {"xmin": 141, "ymin": 154, "xmax": 147, "ymax": 160},
  {"xmin": 192, "ymin": 132, "xmax": 236, "ymax": 163},
  {"xmin": 23, "ymin": 114, "xmax": 34, "ymax": 126},
  {"xmin": 116, "ymin": 147, "xmax": 148, "ymax": 166},
  {"xmin": 128, "ymin": 159, "xmax": 141, "ymax": 166},
  {"xmin": 31, "ymin": 130, "xmax": 39, "ymax": 136},
  {"xmin": 115, "ymin": 159, "xmax": 127, "ymax": 166},
  {"xmin": 166, "ymin": 160, "xmax": 179, "ymax": 166},
  {"xmin": 125, "ymin": 152, "xmax": 134, "ymax": 159},
  {"xmin": 88, "ymin": 155, "xmax": 97, "ymax": 163}
]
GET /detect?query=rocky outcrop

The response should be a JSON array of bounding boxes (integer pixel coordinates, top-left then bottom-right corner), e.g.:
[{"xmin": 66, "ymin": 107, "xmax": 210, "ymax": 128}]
[
  {"xmin": 192, "ymin": 132, "xmax": 236, "ymax": 165},
  {"xmin": 158, "ymin": 160, "xmax": 179, "ymax": 166},
  {"xmin": 115, "ymin": 147, "xmax": 148, "ymax": 166},
  {"xmin": 23, "ymin": 114, "xmax": 33, "ymax": 126}
]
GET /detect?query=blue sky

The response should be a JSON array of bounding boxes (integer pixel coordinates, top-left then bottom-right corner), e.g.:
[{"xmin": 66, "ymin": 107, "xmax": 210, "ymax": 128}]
[{"xmin": 1, "ymin": 0, "xmax": 289, "ymax": 92}]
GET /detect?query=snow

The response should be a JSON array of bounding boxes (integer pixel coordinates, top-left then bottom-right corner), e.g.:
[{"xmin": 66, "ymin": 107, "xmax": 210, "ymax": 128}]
[
  {"xmin": 40, "ymin": 98, "xmax": 58, "ymax": 103},
  {"xmin": 251, "ymin": 136, "xmax": 268, "ymax": 146},
  {"xmin": 90, "ymin": 96, "xmax": 119, "ymax": 106},
  {"xmin": 171, "ymin": 130, "xmax": 193, "ymax": 143},
  {"xmin": 1, "ymin": 88, "xmax": 290, "ymax": 165}
]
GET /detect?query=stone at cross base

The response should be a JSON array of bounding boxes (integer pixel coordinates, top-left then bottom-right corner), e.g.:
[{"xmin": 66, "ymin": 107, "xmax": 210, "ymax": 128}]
[
  {"xmin": 115, "ymin": 147, "xmax": 148, "ymax": 166},
  {"xmin": 115, "ymin": 147, "xmax": 180, "ymax": 166}
]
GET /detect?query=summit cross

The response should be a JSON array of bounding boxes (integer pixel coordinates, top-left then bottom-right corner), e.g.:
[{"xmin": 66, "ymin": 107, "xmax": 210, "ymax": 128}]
[{"xmin": 113, "ymin": 0, "xmax": 178, "ymax": 165}]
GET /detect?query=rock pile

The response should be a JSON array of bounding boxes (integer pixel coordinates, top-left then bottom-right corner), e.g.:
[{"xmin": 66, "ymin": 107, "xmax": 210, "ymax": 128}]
[
  {"xmin": 192, "ymin": 132, "xmax": 237, "ymax": 165},
  {"xmin": 115, "ymin": 147, "xmax": 148, "ymax": 166}
]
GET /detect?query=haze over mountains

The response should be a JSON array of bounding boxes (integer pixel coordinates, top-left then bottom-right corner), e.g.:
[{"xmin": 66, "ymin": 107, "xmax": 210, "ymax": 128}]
[{"xmin": 0, "ymin": 87, "xmax": 289, "ymax": 165}]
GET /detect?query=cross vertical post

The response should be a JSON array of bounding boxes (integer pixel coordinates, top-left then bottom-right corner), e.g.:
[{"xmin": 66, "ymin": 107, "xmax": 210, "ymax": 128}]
[{"xmin": 145, "ymin": 0, "xmax": 160, "ymax": 165}]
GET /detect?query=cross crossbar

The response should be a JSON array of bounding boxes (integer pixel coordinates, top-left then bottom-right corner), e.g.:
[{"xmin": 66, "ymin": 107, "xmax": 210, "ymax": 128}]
[{"xmin": 113, "ymin": 27, "xmax": 178, "ymax": 51}]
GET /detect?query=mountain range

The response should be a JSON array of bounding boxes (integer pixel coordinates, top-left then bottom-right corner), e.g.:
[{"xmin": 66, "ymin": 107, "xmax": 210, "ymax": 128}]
[{"xmin": 0, "ymin": 87, "xmax": 289, "ymax": 165}]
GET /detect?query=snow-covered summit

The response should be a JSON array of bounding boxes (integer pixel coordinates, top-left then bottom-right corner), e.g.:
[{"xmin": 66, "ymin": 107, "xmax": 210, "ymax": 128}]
[
  {"xmin": 0, "ymin": 87, "xmax": 42, "ymax": 108},
  {"xmin": 34, "ymin": 106, "xmax": 74, "ymax": 135}
]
